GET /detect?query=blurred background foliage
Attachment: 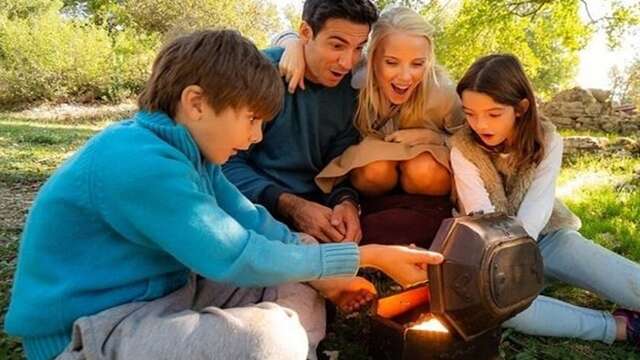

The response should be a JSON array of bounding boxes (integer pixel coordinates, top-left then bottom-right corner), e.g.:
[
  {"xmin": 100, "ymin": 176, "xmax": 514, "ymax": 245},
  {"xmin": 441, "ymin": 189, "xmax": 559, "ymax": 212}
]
[{"xmin": 0, "ymin": 0, "xmax": 638, "ymax": 109}]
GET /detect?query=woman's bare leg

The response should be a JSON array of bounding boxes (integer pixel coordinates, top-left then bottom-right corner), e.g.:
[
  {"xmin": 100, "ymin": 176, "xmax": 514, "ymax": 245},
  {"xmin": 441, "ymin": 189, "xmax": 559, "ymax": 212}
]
[
  {"xmin": 351, "ymin": 160, "xmax": 398, "ymax": 197},
  {"xmin": 399, "ymin": 153, "xmax": 451, "ymax": 196}
]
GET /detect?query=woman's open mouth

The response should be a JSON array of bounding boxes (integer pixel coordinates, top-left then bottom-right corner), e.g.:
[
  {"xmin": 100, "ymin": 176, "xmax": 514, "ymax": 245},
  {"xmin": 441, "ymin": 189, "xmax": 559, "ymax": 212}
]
[{"xmin": 391, "ymin": 83, "xmax": 410, "ymax": 96}]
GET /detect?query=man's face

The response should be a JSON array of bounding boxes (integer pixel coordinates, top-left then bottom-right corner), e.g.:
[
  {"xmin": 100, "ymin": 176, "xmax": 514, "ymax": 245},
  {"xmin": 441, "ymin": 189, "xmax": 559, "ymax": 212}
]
[{"xmin": 300, "ymin": 18, "xmax": 369, "ymax": 87}]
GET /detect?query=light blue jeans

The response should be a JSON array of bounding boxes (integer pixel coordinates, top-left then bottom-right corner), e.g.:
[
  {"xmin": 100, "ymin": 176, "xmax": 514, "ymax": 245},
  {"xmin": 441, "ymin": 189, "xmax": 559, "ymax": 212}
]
[{"xmin": 503, "ymin": 229, "xmax": 640, "ymax": 344}]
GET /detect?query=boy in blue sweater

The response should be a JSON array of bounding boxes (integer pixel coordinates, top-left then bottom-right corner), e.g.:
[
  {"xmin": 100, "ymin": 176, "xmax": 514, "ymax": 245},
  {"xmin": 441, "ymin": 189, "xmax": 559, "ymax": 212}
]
[{"xmin": 4, "ymin": 30, "xmax": 443, "ymax": 360}]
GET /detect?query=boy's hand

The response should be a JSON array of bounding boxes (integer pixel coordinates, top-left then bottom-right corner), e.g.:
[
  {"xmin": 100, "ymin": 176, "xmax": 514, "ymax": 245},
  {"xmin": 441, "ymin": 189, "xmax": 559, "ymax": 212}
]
[
  {"xmin": 278, "ymin": 193, "xmax": 343, "ymax": 242},
  {"xmin": 331, "ymin": 201, "xmax": 362, "ymax": 243},
  {"xmin": 360, "ymin": 245, "xmax": 444, "ymax": 288},
  {"xmin": 278, "ymin": 37, "xmax": 306, "ymax": 93}
]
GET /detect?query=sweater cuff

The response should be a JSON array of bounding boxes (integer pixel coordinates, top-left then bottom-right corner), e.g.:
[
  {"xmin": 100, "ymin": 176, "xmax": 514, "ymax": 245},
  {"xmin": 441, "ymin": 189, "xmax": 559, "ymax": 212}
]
[
  {"xmin": 319, "ymin": 243, "xmax": 359, "ymax": 277},
  {"xmin": 23, "ymin": 333, "xmax": 71, "ymax": 360},
  {"xmin": 259, "ymin": 184, "xmax": 288, "ymax": 215}
]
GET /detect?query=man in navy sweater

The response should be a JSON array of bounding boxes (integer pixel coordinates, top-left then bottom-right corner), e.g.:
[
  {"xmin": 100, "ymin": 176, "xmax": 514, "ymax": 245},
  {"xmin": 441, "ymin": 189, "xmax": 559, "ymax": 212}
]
[{"xmin": 223, "ymin": 0, "xmax": 378, "ymax": 243}]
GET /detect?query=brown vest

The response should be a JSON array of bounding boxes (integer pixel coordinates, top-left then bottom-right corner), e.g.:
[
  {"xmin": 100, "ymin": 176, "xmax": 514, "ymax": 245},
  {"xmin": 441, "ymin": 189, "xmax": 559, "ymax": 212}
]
[{"xmin": 450, "ymin": 122, "xmax": 581, "ymax": 236}]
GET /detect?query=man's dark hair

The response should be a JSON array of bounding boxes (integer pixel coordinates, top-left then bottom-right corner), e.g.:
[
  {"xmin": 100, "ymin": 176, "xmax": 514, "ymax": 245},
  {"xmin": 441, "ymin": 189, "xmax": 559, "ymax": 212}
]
[
  {"xmin": 138, "ymin": 29, "xmax": 283, "ymax": 121},
  {"xmin": 302, "ymin": 0, "xmax": 378, "ymax": 36}
]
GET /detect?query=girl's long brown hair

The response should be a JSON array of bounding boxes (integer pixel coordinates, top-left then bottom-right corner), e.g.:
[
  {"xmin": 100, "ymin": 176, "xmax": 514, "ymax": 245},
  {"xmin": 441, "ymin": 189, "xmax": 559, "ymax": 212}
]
[{"xmin": 456, "ymin": 54, "xmax": 545, "ymax": 168}]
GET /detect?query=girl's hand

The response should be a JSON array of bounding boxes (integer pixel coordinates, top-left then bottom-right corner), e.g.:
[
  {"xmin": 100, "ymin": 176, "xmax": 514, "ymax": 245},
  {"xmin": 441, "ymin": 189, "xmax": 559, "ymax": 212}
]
[
  {"xmin": 359, "ymin": 244, "xmax": 443, "ymax": 288},
  {"xmin": 384, "ymin": 129, "xmax": 444, "ymax": 147},
  {"xmin": 278, "ymin": 37, "xmax": 306, "ymax": 93}
]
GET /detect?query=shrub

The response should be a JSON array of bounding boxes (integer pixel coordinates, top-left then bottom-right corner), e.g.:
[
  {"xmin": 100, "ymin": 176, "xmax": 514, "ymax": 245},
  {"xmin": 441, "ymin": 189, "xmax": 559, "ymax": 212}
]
[
  {"xmin": 0, "ymin": 10, "xmax": 115, "ymax": 107},
  {"xmin": 107, "ymin": 29, "xmax": 159, "ymax": 101}
]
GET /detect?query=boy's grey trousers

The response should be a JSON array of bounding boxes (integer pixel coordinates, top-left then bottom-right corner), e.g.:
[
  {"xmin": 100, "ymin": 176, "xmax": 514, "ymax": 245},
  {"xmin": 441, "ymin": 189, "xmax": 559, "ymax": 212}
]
[{"xmin": 55, "ymin": 274, "xmax": 325, "ymax": 360}]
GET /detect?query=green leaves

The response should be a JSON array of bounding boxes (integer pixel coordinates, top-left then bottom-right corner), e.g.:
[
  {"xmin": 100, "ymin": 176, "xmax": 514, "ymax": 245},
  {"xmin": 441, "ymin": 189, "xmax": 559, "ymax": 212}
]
[{"xmin": 430, "ymin": 0, "xmax": 591, "ymax": 98}]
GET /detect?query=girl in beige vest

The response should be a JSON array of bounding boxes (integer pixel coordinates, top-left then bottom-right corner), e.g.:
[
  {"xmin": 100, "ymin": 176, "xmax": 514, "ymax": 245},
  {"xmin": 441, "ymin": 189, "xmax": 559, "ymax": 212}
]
[
  {"xmin": 451, "ymin": 54, "xmax": 639, "ymax": 348},
  {"xmin": 275, "ymin": 7, "xmax": 465, "ymax": 197}
]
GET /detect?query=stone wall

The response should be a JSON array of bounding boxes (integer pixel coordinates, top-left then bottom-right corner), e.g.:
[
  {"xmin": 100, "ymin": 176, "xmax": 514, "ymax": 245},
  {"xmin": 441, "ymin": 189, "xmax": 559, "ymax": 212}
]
[{"xmin": 540, "ymin": 87, "xmax": 640, "ymax": 134}]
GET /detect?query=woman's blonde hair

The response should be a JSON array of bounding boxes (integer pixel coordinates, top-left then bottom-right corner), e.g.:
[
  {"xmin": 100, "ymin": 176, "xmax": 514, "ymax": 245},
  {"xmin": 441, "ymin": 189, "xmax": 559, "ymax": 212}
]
[{"xmin": 355, "ymin": 6, "xmax": 437, "ymax": 137}]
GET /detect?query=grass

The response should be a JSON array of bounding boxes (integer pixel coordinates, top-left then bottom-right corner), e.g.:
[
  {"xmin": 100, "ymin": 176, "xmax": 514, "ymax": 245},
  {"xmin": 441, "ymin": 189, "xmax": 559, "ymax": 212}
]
[
  {"xmin": 0, "ymin": 118, "xmax": 102, "ymax": 359},
  {"xmin": 0, "ymin": 116, "xmax": 639, "ymax": 359},
  {"xmin": 0, "ymin": 119, "xmax": 107, "ymax": 184}
]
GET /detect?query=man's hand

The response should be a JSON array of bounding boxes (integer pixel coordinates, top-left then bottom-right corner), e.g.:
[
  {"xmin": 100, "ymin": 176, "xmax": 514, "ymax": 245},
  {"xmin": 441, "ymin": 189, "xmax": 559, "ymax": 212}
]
[
  {"xmin": 278, "ymin": 193, "xmax": 343, "ymax": 242},
  {"xmin": 331, "ymin": 201, "xmax": 362, "ymax": 243}
]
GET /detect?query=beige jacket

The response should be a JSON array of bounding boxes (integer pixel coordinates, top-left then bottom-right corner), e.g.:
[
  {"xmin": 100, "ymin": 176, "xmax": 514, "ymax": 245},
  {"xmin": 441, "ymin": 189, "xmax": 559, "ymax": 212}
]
[{"xmin": 315, "ymin": 67, "xmax": 465, "ymax": 193}]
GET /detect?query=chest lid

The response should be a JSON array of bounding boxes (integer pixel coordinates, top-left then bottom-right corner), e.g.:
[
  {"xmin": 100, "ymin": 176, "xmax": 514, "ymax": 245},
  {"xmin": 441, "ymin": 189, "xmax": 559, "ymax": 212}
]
[{"xmin": 427, "ymin": 212, "xmax": 543, "ymax": 340}]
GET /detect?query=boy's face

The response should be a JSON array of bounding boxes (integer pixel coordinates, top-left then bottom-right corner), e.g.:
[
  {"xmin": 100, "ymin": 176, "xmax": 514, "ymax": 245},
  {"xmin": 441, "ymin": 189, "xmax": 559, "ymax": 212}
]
[
  {"xmin": 188, "ymin": 103, "xmax": 263, "ymax": 164},
  {"xmin": 300, "ymin": 18, "xmax": 369, "ymax": 87}
]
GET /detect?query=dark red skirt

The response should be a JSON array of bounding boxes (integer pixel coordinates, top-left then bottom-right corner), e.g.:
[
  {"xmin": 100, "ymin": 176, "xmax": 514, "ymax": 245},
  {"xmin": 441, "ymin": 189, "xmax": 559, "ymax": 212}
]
[{"xmin": 360, "ymin": 193, "xmax": 452, "ymax": 249}]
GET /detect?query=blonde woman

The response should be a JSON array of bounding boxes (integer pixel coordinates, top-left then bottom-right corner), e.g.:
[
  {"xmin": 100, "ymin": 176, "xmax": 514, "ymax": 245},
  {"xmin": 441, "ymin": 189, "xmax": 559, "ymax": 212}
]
[
  {"xmin": 274, "ymin": 6, "xmax": 464, "ymax": 247},
  {"xmin": 276, "ymin": 6, "xmax": 464, "ymax": 199}
]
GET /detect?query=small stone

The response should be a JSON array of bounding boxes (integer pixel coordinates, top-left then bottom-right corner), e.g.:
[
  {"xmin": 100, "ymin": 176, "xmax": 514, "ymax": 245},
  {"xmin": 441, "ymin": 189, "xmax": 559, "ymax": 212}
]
[
  {"xmin": 549, "ymin": 116, "xmax": 574, "ymax": 127},
  {"xmin": 563, "ymin": 136, "xmax": 609, "ymax": 155},
  {"xmin": 560, "ymin": 102, "xmax": 586, "ymax": 118},
  {"xmin": 588, "ymin": 89, "xmax": 611, "ymax": 103},
  {"xmin": 621, "ymin": 123, "xmax": 640, "ymax": 135},
  {"xmin": 585, "ymin": 103, "xmax": 603, "ymax": 115},
  {"xmin": 540, "ymin": 102, "xmax": 563, "ymax": 116},
  {"xmin": 552, "ymin": 87, "xmax": 596, "ymax": 105}
]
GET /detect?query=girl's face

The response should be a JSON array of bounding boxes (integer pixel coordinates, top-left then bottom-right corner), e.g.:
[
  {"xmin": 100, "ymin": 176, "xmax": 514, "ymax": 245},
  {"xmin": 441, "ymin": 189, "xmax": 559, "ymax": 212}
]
[
  {"xmin": 374, "ymin": 32, "xmax": 429, "ymax": 105},
  {"xmin": 461, "ymin": 90, "xmax": 518, "ymax": 147}
]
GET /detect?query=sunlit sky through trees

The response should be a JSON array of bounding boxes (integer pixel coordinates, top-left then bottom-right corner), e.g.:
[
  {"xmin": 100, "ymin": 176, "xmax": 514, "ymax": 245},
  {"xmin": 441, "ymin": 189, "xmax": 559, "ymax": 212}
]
[{"xmin": 272, "ymin": 0, "xmax": 639, "ymax": 90}]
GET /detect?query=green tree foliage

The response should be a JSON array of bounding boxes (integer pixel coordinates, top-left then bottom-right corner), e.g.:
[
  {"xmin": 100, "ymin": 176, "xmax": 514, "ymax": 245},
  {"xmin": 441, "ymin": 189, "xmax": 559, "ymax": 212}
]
[
  {"xmin": 375, "ymin": 0, "xmax": 430, "ymax": 11},
  {"xmin": 62, "ymin": 0, "xmax": 282, "ymax": 48},
  {"xmin": 124, "ymin": 0, "xmax": 281, "ymax": 48},
  {"xmin": 0, "ymin": 0, "xmax": 60, "ymax": 19},
  {"xmin": 283, "ymin": 3, "xmax": 302, "ymax": 31},
  {"xmin": 0, "ymin": 8, "xmax": 115, "ymax": 106},
  {"xmin": 0, "ymin": 0, "xmax": 638, "ymax": 108},
  {"xmin": 431, "ymin": 0, "xmax": 591, "ymax": 98},
  {"xmin": 0, "ymin": 1, "xmax": 159, "ymax": 107},
  {"xmin": 610, "ymin": 57, "xmax": 640, "ymax": 107}
]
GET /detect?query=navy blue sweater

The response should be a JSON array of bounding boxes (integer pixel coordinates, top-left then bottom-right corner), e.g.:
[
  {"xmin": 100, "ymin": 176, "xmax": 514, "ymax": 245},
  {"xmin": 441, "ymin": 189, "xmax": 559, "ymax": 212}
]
[{"xmin": 223, "ymin": 47, "xmax": 360, "ymax": 213}]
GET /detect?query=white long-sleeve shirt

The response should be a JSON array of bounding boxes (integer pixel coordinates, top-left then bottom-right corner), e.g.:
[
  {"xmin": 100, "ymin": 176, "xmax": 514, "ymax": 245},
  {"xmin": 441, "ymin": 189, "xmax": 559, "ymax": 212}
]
[{"xmin": 451, "ymin": 133, "xmax": 564, "ymax": 239}]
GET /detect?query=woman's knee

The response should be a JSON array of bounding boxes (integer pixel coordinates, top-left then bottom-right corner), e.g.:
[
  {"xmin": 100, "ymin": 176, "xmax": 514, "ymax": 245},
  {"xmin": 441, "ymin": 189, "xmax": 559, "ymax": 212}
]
[
  {"xmin": 351, "ymin": 160, "xmax": 398, "ymax": 195},
  {"xmin": 399, "ymin": 153, "xmax": 451, "ymax": 195}
]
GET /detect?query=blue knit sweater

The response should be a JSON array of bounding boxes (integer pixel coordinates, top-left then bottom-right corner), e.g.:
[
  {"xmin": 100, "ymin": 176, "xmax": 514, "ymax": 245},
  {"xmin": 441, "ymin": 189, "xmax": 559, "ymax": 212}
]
[{"xmin": 4, "ymin": 111, "xmax": 359, "ymax": 360}]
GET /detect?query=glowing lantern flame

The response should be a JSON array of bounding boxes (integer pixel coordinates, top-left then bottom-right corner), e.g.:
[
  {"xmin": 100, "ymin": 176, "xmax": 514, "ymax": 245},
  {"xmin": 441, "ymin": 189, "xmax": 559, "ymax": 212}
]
[{"xmin": 411, "ymin": 317, "xmax": 449, "ymax": 333}]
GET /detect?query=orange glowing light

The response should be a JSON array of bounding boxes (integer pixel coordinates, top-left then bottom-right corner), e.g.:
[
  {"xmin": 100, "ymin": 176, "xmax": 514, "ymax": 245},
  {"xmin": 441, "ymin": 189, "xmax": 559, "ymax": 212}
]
[{"xmin": 411, "ymin": 317, "xmax": 449, "ymax": 333}]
